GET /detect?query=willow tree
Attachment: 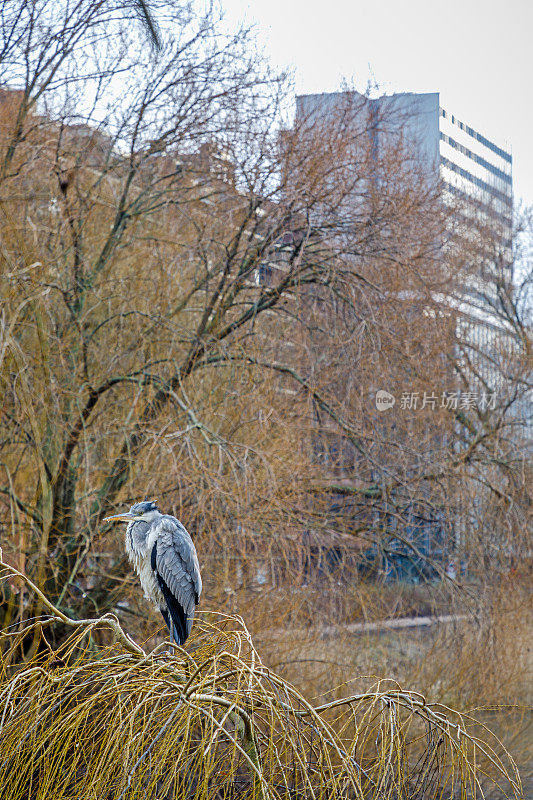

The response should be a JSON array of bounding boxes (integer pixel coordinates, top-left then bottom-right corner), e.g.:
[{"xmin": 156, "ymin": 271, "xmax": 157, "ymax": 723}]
[
  {"xmin": 1, "ymin": 1, "xmax": 528, "ymax": 655},
  {"xmin": 0, "ymin": 1, "xmax": 430, "ymax": 635}
]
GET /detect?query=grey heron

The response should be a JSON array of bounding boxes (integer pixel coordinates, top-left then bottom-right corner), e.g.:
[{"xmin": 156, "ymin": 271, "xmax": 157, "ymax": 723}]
[{"xmin": 104, "ymin": 501, "xmax": 202, "ymax": 646}]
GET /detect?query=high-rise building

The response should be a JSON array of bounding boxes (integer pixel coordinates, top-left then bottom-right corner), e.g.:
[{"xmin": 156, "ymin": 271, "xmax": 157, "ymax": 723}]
[
  {"xmin": 297, "ymin": 90, "xmax": 512, "ymax": 222},
  {"xmin": 296, "ymin": 90, "xmax": 515, "ymax": 397},
  {"xmin": 294, "ymin": 90, "xmax": 527, "ymax": 568}
]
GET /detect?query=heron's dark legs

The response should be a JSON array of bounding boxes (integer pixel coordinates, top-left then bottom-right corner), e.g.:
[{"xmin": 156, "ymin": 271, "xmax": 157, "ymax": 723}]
[
  {"xmin": 169, "ymin": 618, "xmax": 175, "ymax": 653},
  {"xmin": 160, "ymin": 607, "xmax": 175, "ymax": 655}
]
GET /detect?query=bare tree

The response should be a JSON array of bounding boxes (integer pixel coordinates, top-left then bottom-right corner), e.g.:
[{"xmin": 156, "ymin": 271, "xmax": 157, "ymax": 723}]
[
  {"xmin": 0, "ymin": 1, "xmax": 439, "ymax": 636},
  {"xmin": 0, "ymin": 1, "xmax": 529, "ymax": 655}
]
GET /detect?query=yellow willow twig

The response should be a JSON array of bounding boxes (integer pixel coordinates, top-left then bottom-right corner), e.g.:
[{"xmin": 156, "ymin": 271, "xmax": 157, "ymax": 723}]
[{"xmin": 0, "ymin": 555, "xmax": 144, "ymax": 657}]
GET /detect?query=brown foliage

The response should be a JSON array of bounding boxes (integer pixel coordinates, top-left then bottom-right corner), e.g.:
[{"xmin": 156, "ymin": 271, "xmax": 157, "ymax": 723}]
[{"xmin": 0, "ymin": 0, "xmax": 530, "ymax": 709}]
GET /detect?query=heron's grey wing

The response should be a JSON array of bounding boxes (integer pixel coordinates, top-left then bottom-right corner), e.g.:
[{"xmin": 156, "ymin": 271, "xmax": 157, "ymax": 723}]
[
  {"xmin": 153, "ymin": 516, "xmax": 202, "ymax": 641},
  {"xmin": 162, "ymin": 515, "xmax": 202, "ymax": 601},
  {"xmin": 152, "ymin": 543, "xmax": 187, "ymax": 645}
]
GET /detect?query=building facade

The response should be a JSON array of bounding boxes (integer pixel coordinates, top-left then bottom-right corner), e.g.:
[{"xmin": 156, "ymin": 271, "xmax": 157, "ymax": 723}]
[
  {"xmin": 293, "ymin": 90, "xmax": 527, "ymax": 572},
  {"xmin": 296, "ymin": 90, "xmax": 515, "ymax": 397}
]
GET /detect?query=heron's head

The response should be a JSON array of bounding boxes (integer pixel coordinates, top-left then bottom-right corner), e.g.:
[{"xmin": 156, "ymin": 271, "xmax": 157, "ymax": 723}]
[{"xmin": 104, "ymin": 500, "xmax": 160, "ymax": 525}]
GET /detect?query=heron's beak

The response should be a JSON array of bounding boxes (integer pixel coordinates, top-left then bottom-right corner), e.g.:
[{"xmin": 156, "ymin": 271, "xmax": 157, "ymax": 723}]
[{"xmin": 103, "ymin": 513, "xmax": 138, "ymax": 523}]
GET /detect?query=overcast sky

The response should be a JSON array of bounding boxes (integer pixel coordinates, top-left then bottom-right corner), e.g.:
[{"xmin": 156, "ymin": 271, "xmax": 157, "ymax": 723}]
[{"xmin": 221, "ymin": 0, "xmax": 532, "ymax": 206}]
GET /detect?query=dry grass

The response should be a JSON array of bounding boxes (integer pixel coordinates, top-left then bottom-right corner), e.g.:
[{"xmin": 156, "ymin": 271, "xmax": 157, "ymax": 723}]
[{"xmin": 0, "ymin": 558, "xmax": 526, "ymax": 799}]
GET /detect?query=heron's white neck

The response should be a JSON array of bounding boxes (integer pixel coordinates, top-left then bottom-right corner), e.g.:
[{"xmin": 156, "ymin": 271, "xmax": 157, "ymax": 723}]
[{"xmin": 125, "ymin": 511, "xmax": 162, "ymax": 559}]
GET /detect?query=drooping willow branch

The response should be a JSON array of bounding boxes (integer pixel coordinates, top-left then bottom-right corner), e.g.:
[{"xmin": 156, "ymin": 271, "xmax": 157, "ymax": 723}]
[{"xmin": 0, "ymin": 554, "xmax": 144, "ymax": 657}]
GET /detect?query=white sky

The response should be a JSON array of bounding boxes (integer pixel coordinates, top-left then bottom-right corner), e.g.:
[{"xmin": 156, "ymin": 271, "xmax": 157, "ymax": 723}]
[{"xmin": 221, "ymin": 0, "xmax": 533, "ymax": 206}]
